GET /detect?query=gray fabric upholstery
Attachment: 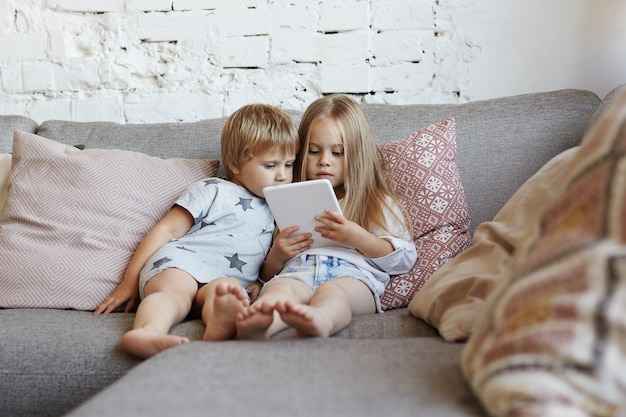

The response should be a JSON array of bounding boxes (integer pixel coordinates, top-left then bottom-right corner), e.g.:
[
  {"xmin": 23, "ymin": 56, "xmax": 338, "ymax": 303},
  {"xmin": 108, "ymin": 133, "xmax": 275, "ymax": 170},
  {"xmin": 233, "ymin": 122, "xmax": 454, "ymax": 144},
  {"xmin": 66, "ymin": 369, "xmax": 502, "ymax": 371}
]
[
  {"xmin": 33, "ymin": 90, "xmax": 600, "ymax": 233},
  {"xmin": 0, "ymin": 308, "xmax": 434, "ymax": 417},
  {"xmin": 0, "ymin": 115, "xmax": 38, "ymax": 153},
  {"xmin": 362, "ymin": 89, "xmax": 600, "ymax": 231},
  {"xmin": 0, "ymin": 309, "xmax": 141, "ymax": 417},
  {"xmin": 0, "ymin": 88, "xmax": 614, "ymax": 417},
  {"xmin": 65, "ymin": 338, "xmax": 484, "ymax": 417}
]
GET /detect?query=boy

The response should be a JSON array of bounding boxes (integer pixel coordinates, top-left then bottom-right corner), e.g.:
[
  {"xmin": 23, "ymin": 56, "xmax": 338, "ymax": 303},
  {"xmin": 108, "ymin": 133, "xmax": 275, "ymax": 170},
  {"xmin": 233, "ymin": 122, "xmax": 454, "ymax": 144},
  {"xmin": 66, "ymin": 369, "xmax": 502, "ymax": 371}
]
[{"xmin": 95, "ymin": 104, "xmax": 299, "ymax": 359}]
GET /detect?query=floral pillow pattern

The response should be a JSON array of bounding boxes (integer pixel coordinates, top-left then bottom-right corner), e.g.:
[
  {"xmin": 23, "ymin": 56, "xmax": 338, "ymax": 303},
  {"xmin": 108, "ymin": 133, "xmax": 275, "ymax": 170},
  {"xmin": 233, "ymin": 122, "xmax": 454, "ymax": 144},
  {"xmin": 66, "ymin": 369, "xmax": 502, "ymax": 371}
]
[{"xmin": 380, "ymin": 118, "xmax": 472, "ymax": 310}]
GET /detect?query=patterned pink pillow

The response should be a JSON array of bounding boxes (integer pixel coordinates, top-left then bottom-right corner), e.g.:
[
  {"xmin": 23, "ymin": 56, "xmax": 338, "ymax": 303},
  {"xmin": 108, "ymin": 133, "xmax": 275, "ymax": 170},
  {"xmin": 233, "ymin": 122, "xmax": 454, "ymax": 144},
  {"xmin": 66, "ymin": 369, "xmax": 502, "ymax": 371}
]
[
  {"xmin": 0, "ymin": 131, "xmax": 219, "ymax": 311},
  {"xmin": 380, "ymin": 118, "xmax": 472, "ymax": 309},
  {"xmin": 461, "ymin": 88, "xmax": 626, "ymax": 416}
]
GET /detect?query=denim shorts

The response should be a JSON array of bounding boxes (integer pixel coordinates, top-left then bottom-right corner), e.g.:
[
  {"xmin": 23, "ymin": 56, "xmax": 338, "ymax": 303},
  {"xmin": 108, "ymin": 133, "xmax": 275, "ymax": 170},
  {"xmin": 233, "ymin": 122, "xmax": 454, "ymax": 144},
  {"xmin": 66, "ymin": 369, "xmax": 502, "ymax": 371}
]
[{"xmin": 272, "ymin": 254, "xmax": 382, "ymax": 312}]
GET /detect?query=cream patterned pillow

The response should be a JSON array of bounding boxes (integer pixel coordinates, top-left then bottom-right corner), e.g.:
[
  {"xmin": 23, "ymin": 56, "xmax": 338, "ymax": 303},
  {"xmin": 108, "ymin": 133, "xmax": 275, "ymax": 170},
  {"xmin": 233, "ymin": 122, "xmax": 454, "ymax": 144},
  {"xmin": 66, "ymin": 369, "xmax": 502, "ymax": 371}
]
[
  {"xmin": 461, "ymin": 88, "xmax": 626, "ymax": 416},
  {"xmin": 0, "ymin": 131, "xmax": 219, "ymax": 311},
  {"xmin": 380, "ymin": 118, "xmax": 472, "ymax": 309}
]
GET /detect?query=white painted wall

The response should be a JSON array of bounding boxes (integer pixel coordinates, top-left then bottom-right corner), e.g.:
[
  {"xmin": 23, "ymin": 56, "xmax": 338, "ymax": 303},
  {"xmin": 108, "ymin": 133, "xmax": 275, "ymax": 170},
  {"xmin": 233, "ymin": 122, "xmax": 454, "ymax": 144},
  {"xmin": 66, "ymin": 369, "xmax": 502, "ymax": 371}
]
[
  {"xmin": 0, "ymin": 0, "xmax": 623, "ymax": 123},
  {"xmin": 459, "ymin": 0, "xmax": 626, "ymax": 100}
]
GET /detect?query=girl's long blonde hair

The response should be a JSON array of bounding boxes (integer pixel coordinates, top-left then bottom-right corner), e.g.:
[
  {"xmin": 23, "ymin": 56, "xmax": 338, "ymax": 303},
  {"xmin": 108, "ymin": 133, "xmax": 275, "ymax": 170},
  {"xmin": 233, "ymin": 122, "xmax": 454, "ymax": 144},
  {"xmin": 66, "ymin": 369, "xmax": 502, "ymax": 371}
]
[{"xmin": 295, "ymin": 95, "xmax": 412, "ymax": 237}]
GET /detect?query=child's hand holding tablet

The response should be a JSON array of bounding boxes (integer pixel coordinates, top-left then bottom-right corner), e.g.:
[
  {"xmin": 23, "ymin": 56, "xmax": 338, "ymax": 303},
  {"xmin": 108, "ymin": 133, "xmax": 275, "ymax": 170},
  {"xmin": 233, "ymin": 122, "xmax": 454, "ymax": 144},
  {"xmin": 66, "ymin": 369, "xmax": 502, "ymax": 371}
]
[{"xmin": 263, "ymin": 179, "xmax": 350, "ymax": 249}]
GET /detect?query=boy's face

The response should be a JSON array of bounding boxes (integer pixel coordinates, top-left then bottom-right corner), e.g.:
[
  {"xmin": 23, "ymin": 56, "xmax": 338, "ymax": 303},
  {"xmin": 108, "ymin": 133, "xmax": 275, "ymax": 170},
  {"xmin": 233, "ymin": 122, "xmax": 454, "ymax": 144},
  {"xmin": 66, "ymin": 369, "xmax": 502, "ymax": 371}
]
[{"xmin": 230, "ymin": 149, "xmax": 296, "ymax": 198}]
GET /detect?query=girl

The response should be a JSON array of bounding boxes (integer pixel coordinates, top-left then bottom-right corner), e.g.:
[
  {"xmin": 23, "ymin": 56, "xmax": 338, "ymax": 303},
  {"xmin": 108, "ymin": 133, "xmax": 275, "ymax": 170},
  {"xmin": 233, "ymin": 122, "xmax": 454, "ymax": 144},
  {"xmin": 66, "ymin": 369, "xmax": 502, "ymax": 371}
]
[{"xmin": 237, "ymin": 95, "xmax": 417, "ymax": 339}]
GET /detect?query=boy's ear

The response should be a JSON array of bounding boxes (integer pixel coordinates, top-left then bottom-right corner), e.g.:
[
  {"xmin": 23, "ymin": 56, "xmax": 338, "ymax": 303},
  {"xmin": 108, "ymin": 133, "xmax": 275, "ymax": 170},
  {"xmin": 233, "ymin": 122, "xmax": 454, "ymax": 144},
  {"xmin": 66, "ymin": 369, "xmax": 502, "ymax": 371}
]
[{"xmin": 226, "ymin": 159, "xmax": 240, "ymax": 175}]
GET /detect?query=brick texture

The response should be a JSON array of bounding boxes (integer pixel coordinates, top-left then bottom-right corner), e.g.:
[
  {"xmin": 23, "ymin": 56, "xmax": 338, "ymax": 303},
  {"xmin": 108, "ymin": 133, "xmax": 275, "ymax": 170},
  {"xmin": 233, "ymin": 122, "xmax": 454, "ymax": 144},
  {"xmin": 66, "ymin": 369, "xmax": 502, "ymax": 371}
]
[{"xmin": 0, "ymin": 1, "xmax": 470, "ymax": 123}]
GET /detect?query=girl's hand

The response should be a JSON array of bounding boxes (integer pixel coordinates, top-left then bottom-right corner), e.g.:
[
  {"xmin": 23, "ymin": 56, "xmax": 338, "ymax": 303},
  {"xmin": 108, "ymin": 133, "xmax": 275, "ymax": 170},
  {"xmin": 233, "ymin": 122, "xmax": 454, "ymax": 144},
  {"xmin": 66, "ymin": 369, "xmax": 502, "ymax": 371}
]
[
  {"xmin": 315, "ymin": 209, "xmax": 394, "ymax": 257},
  {"xmin": 270, "ymin": 225, "xmax": 313, "ymax": 263},
  {"xmin": 94, "ymin": 279, "xmax": 139, "ymax": 315},
  {"xmin": 261, "ymin": 226, "xmax": 313, "ymax": 279}
]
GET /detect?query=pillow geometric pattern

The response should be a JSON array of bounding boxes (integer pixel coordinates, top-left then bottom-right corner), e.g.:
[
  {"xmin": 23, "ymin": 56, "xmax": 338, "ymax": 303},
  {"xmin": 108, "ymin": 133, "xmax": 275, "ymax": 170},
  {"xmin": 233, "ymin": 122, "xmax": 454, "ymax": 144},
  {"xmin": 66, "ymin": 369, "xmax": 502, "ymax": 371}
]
[
  {"xmin": 0, "ymin": 131, "xmax": 219, "ymax": 311},
  {"xmin": 380, "ymin": 118, "xmax": 472, "ymax": 310},
  {"xmin": 461, "ymin": 88, "xmax": 626, "ymax": 417}
]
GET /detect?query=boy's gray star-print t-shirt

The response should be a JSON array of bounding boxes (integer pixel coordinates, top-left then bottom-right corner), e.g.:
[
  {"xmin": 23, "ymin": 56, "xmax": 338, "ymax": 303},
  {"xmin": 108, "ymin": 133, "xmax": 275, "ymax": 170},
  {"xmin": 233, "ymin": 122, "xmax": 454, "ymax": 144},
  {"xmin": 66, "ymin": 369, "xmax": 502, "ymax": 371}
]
[{"xmin": 140, "ymin": 178, "xmax": 275, "ymax": 287}]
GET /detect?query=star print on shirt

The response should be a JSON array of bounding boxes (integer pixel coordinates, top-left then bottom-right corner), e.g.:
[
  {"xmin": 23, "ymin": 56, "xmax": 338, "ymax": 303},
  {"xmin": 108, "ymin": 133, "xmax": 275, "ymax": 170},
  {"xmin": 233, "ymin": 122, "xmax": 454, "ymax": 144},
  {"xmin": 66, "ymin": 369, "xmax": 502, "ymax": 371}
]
[
  {"xmin": 203, "ymin": 178, "xmax": 219, "ymax": 186},
  {"xmin": 225, "ymin": 253, "xmax": 247, "ymax": 272},
  {"xmin": 194, "ymin": 208, "xmax": 209, "ymax": 224},
  {"xmin": 200, "ymin": 220, "xmax": 215, "ymax": 229},
  {"xmin": 176, "ymin": 246, "xmax": 196, "ymax": 253},
  {"xmin": 236, "ymin": 197, "xmax": 253, "ymax": 211},
  {"xmin": 152, "ymin": 256, "xmax": 172, "ymax": 270}
]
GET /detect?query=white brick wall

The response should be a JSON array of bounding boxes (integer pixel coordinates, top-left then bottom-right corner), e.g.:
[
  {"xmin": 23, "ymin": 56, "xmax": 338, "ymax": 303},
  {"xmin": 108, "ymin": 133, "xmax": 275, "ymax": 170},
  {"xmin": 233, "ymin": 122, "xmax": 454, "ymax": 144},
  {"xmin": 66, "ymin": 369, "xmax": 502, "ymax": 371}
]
[
  {"xmin": 6, "ymin": 0, "xmax": 619, "ymax": 124},
  {"xmin": 0, "ymin": 1, "xmax": 476, "ymax": 123},
  {"xmin": 0, "ymin": 0, "xmax": 472, "ymax": 123}
]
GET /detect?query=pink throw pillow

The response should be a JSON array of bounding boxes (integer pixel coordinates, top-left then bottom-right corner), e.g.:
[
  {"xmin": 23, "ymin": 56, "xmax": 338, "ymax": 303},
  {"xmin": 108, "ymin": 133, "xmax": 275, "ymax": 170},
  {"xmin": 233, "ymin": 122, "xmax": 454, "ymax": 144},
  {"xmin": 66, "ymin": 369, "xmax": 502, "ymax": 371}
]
[
  {"xmin": 0, "ymin": 131, "xmax": 219, "ymax": 310},
  {"xmin": 380, "ymin": 118, "xmax": 472, "ymax": 310}
]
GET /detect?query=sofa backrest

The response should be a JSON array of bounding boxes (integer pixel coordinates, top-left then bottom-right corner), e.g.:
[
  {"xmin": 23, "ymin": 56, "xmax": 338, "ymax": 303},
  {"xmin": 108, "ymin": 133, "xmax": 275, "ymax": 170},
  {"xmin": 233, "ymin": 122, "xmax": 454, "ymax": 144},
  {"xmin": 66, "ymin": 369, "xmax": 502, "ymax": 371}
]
[
  {"xmin": 0, "ymin": 89, "xmax": 603, "ymax": 233},
  {"xmin": 0, "ymin": 116, "xmax": 38, "ymax": 150},
  {"xmin": 361, "ymin": 89, "xmax": 600, "ymax": 232}
]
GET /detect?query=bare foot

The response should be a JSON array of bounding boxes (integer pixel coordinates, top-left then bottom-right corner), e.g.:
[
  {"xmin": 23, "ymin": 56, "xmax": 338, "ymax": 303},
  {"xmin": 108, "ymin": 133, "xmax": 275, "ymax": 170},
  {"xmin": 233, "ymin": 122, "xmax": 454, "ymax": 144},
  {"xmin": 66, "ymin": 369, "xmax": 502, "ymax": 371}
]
[
  {"xmin": 121, "ymin": 328, "xmax": 189, "ymax": 359},
  {"xmin": 202, "ymin": 281, "xmax": 250, "ymax": 341},
  {"xmin": 236, "ymin": 299, "xmax": 277, "ymax": 340},
  {"xmin": 276, "ymin": 300, "xmax": 332, "ymax": 338}
]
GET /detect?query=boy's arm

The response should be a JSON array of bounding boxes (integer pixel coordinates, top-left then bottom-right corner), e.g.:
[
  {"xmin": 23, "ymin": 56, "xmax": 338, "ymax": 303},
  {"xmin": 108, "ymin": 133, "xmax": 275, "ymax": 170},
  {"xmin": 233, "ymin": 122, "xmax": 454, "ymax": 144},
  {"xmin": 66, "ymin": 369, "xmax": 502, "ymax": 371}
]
[{"xmin": 94, "ymin": 205, "xmax": 193, "ymax": 314}]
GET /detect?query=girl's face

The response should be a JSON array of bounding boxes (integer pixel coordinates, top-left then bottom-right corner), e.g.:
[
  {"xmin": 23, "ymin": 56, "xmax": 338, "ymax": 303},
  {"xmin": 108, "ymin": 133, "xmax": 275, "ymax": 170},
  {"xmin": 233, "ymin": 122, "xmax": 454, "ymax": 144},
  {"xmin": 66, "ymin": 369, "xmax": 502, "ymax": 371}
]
[
  {"xmin": 230, "ymin": 148, "xmax": 296, "ymax": 198},
  {"xmin": 305, "ymin": 118, "xmax": 345, "ymax": 190}
]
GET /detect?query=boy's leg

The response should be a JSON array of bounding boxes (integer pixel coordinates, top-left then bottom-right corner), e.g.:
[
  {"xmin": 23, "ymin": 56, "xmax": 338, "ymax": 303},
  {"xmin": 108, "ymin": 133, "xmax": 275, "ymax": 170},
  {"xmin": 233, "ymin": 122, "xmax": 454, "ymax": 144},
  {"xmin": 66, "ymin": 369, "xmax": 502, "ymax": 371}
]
[
  {"xmin": 277, "ymin": 277, "xmax": 376, "ymax": 338},
  {"xmin": 236, "ymin": 277, "xmax": 311, "ymax": 340},
  {"xmin": 121, "ymin": 269, "xmax": 198, "ymax": 359},
  {"xmin": 194, "ymin": 277, "xmax": 249, "ymax": 341}
]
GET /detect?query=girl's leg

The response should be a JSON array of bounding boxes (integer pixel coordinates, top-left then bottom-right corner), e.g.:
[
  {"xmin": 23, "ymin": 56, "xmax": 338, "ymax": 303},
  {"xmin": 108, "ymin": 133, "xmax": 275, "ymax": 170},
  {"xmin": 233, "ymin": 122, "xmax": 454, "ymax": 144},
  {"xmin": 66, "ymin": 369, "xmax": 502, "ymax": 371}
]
[
  {"xmin": 277, "ymin": 277, "xmax": 376, "ymax": 338},
  {"xmin": 121, "ymin": 269, "xmax": 198, "ymax": 359},
  {"xmin": 194, "ymin": 277, "xmax": 249, "ymax": 341},
  {"xmin": 236, "ymin": 277, "xmax": 311, "ymax": 340}
]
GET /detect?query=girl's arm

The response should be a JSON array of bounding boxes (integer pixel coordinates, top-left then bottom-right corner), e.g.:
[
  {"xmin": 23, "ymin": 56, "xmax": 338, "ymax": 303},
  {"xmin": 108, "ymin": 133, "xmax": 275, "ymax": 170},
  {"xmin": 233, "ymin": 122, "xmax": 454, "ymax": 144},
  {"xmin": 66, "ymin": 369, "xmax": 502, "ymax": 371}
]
[
  {"xmin": 316, "ymin": 207, "xmax": 417, "ymax": 275},
  {"xmin": 94, "ymin": 205, "xmax": 194, "ymax": 314},
  {"xmin": 260, "ymin": 226, "xmax": 312, "ymax": 282},
  {"xmin": 315, "ymin": 210, "xmax": 395, "ymax": 258}
]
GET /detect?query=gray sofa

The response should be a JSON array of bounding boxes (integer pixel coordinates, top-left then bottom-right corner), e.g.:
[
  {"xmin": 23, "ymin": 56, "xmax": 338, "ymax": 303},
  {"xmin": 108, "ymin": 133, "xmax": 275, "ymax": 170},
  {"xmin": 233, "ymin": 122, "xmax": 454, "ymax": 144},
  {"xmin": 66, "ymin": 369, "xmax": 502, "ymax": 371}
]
[{"xmin": 0, "ymin": 86, "xmax": 619, "ymax": 417}]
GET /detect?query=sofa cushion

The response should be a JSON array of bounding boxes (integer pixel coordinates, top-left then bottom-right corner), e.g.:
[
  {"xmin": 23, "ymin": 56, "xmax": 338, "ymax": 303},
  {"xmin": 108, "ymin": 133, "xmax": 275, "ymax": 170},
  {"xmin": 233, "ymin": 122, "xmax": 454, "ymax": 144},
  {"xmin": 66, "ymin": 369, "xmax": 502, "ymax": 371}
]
[
  {"xmin": 0, "ymin": 153, "xmax": 10, "ymax": 211},
  {"xmin": 0, "ymin": 308, "xmax": 141, "ymax": 417},
  {"xmin": 0, "ymin": 306, "xmax": 436, "ymax": 417},
  {"xmin": 409, "ymin": 146, "xmax": 579, "ymax": 341},
  {"xmin": 380, "ymin": 118, "xmax": 472, "ymax": 309},
  {"xmin": 460, "ymin": 84, "xmax": 626, "ymax": 416},
  {"xmin": 0, "ymin": 131, "xmax": 219, "ymax": 310},
  {"xmin": 64, "ymin": 338, "xmax": 482, "ymax": 417}
]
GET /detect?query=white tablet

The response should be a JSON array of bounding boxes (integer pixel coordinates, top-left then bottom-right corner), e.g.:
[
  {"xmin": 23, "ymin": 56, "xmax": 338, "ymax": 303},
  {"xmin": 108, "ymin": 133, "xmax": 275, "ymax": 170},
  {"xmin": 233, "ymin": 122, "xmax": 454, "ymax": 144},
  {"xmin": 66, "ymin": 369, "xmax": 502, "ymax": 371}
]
[{"xmin": 263, "ymin": 179, "xmax": 349, "ymax": 249}]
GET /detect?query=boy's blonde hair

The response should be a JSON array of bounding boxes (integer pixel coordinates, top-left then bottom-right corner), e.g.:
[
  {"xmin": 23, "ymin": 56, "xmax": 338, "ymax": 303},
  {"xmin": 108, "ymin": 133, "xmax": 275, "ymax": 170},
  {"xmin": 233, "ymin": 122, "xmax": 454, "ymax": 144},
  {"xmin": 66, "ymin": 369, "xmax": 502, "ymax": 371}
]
[
  {"xmin": 221, "ymin": 104, "xmax": 299, "ymax": 179},
  {"xmin": 296, "ymin": 95, "xmax": 412, "ymax": 237}
]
